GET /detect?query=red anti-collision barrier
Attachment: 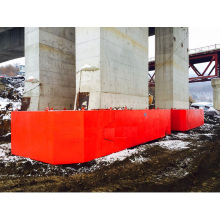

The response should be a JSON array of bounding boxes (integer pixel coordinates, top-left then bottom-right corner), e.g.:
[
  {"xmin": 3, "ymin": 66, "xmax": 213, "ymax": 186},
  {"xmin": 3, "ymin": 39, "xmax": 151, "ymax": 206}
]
[
  {"xmin": 11, "ymin": 109, "xmax": 171, "ymax": 165},
  {"xmin": 171, "ymin": 109, "xmax": 204, "ymax": 131}
]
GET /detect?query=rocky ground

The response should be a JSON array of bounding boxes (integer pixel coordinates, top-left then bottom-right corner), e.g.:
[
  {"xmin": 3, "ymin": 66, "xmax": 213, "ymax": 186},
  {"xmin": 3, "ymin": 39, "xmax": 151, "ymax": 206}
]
[
  {"xmin": 0, "ymin": 76, "xmax": 24, "ymax": 121},
  {"xmin": 0, "ymin": 121, "xmax": 220, "ymax": 192}
]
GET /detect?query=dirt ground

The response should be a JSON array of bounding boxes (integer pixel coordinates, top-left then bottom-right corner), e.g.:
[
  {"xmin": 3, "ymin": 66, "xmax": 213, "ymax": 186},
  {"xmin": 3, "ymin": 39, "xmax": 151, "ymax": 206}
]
[{"xmin": 0, "ymin": 120, "xmax": 220, "ymax": 192}]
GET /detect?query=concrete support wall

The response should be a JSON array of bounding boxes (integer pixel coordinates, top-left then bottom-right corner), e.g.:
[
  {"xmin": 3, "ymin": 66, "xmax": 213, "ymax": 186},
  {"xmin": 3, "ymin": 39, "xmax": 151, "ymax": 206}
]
[
  {"xmin": 75, "ymin": 27, "xmax": 148, "ymax": 110},
  {"xmin": 23, "ymin": 27, "xmax": 75, "ymax": 111},
  {"xmin": 155, "ymin": 27, "xmax": 189, "ymax": 109},
  {"xmin": 211, "ymin": 78, "xmax": 220, "ymax": 110}
]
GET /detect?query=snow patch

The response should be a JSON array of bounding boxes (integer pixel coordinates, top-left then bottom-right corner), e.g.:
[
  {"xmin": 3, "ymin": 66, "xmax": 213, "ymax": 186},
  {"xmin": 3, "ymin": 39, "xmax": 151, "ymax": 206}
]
[
  {"xmin": 0, "ymin": 100, "xmax": 21, "ymax": 111},
  {"xmin": 172, "ymin": 133, "xmax": 190, "ymax": 139},
  {"xmin": 2, "ymin": 133, "xmax": 11, "ymax": 137},
  {"xmin": 191, "ymin": 102, "xmax": 212, "ymax": 107},
  {"xmin": 95, "ymin": 145, "xmax": 150, "ymax": 165},
  {"xmin": 130, "ymin": 155, "xmax": 149, "ymax": 164},
  {"xmin": 199, "ymin": 133, "xmax": 214, "ymax": 137},
  {"xmin": 152, "ymin": 140, "xmax": 190, "ymax": 150},
  {"xmin": 0, "ymin": 143, "xmax": 151, "ymax": 176},
  {"xmin": 3, "ymin": 115, "xmax": 10, "ymax": 120},
  {"xmin": 202, "ymin": 123, "xmax": 215, "ymax": 129},
  {"xmin": 0, "ymin": 143, "xmax": 25, "ymax": 162}
]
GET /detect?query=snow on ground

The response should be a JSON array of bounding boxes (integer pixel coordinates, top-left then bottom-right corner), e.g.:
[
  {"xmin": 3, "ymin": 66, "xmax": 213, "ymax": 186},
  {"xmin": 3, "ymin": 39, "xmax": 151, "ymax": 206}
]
[
  {"xmin": 0, "ymin": 143, "xmax": 152, "ymax": 176},
  {"xmin": 0, "ymin": 139, "xmax": 189, "ymax": 176},
  {"xmin": 0, "ymin": 97, "xmax": 9, "ymax": 110},
  {"xmin": 167, "ymin": 123, "xmax": 216, "ymax": 141},
  {"xmin": 11, "ymin": 102, "xmax": 21, "ymax": 110},
  {"xmin": 0, "ymin": 139, "xmax": 192, "ymax": 178},
  {"xmin": 3, "ymin": 115, "xmax": 10, "ymax": 120},
  {"xmin": 2, "ymin": 133, "xmax": 11, "ymax": 137},
  {"xmin": 152, "ymin": 140, "xmax": 190, "ymax": 150},
  {"xmin": 95, "ymin": 145, "xmax": 150, "ymax": 165},
  {"xmin": 199, "ymin": 133, "xmax": 214, "ymax": 137},
  {"xmin": 172, "ymin": 133, "xmax": 191, "ymax": 140},
  {"xmin": 15, "ymin": 87, "xmax": 24, "ymax": 96},
  {"xmin": 0, "ymin": 99, "xmax": 21, "ymax": 111},
  {"xmin": 0, "ymin": 143, "xmax": 22, "ymax": 162},
  {"xmin": 172, "ymin": 132, "xmax": 208, "ymax": 140},
  {"xmin": 0, "ymin": 144, "xmax": 10, "ymax": 157},
  {"xmin": 174, "ymin": 133, "xmax": 190, "ymax": 138},
  {"xmin": 0, "ymin": 142, "xmax": 153, "ymax": 176},
  {"xmin": 201, "ymin": 123, "xmax": 215, "ymax": 130},
  {"xmin": 0, "ymin": 97, "xmax": 7, "ymax": 102},
  {"xmin": 0, "ymin": 76, "xmax": 24, "ymax": 112},
  {"xmin": 191, "ymin": 102, "xmax": 212, "ymax": 107}
]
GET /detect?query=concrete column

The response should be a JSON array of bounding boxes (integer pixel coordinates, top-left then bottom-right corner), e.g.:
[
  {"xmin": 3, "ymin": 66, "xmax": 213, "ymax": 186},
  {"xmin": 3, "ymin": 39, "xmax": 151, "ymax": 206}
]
[
  {"xmin": 155, "ymin": 27, "xmax": 189, "ymax": 109},
  {"xmin": 23, "ymin": 27, "xmax": 75, "ymax": 111},
  {"xmin": 75, "ymin": 27, "xmax": 148, "ymax": 110},
  {"xmin": 211, "ymin": 78, "xmax": 220, "ymax": 110}
]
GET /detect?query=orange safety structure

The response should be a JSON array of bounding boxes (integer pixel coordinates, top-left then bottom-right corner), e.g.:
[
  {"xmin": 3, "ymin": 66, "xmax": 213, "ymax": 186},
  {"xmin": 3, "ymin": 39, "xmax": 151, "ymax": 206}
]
[
  {"xmin": 171, "ymin": 109, "xmax": 204, "ymax": 131},
  {"xmin": 11, "ymin": 109, "xmax": 171, "ymax": 165}
]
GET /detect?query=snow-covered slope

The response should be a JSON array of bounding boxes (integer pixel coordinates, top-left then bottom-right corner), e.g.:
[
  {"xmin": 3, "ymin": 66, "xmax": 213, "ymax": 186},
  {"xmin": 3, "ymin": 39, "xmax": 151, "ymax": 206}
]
[{"xmin": 0, "ymin": 76, "xmax": 24, "ymax": 112}]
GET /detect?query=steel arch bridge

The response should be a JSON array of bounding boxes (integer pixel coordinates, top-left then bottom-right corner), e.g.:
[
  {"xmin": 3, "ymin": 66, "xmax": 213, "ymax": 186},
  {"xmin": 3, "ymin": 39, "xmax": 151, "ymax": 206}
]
[{"xmin": 148, "ymin": 44, "xmax": 220, "ymax": 87}]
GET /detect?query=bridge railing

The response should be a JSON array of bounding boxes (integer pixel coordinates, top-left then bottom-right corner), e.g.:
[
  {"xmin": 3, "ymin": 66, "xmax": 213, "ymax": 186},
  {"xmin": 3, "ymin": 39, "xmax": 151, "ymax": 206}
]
[
  {"xmin": 189, "ymin": 44, "xmax": 220, "ymax": 54},
  {"xmin": 148, "ymin": 44, "xmax": 220, "ymax": 62}
]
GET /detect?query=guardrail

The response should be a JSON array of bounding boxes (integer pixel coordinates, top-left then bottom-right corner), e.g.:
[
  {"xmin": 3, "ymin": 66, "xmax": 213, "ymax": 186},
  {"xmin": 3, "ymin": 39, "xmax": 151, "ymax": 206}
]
[
  {"xmin": 149, "ymin": 44, "xmax": 220, "ymax": 61},
  {"xmin": 189, "ymin": 44, "xmax": 220, "ymax": 54}
]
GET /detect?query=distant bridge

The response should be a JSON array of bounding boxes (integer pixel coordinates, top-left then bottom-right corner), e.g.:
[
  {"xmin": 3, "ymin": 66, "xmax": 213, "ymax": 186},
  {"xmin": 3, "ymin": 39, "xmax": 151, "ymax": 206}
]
[{"xmin": 149, "ymin": 44, "xmax": 220, "ymax": 86}]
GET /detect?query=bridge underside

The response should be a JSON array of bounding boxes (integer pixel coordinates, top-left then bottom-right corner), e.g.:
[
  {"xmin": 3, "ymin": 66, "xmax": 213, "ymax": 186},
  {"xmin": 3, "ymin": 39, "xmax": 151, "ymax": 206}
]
[
  {"xmin": 0, "ymin": 27, "xmax": 24, "ymax": 63},
  {"xmin": 148, "ymin": 27, "xmax": 155, "ymax": 36}
]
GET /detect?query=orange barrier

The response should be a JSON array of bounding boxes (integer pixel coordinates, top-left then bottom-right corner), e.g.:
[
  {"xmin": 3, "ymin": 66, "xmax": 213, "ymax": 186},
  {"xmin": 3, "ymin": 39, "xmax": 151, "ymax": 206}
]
[
  {"xmin": 171, "ymin": 109, "xmax": 204, "ymax": 131},
  {"xmin": 11, "ymin": 109, "xmax": 171, "ymax": 165}
]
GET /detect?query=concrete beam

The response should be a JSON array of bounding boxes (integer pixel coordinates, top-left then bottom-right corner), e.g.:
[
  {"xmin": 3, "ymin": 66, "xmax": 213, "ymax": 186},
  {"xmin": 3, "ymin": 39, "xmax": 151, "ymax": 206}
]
[
  {"xmin": 155, "ymin": 27, "xmax": 189, "ymax": 109},
  {"xmin": 0, "ymin": 27, "xmax": 24, "ymax": 63},
  {"xmin": 0, "ymin": 27, "xmax": 14, "ymax": 33},
  {"xmin": 75, "ymin": 27, "xmax": 148, "ymax": 110},
  {"xmin": 211, "ymin": 78, "xmax": 220, "ymax": 110},
  {"xmin": 23, "ymin": 27, "xmax": 76, "ymax": 111},
  {"xmin": 148, "ymin": 27, "xmax": 155, "ymax": 36}
]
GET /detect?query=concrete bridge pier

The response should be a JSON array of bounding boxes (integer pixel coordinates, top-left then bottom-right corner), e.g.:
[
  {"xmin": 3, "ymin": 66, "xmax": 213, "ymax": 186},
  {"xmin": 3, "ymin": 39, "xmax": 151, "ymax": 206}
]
[
  {"xmin": 155, "ymin": 27, "xmax": 189, "ymax": 109},
  {"xmin": 75, "ymin": 27, "xmax": 149, "ymax": 110},
  {"xmin": 23, "ymin": 27, "xmax": 76, "ymax": 111},
  {"xmin": 211, "ymin": 78, "xmax": 220, "ymax": 110}
]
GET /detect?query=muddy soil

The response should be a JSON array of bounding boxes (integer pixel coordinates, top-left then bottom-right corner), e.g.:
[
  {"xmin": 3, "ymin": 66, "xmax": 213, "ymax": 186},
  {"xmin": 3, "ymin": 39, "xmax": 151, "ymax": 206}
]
[
  {"xmin": 0, "ymin": 122, "xmax": 220, "ymax": 192},
  {"xmin": 0, "ymin": 119, "xmax": 10, "ymax": 137}
]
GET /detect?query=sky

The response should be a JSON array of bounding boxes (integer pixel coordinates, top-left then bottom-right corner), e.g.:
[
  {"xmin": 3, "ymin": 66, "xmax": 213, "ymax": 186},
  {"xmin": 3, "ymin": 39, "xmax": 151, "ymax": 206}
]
[
  {"xmin": 148, "ymin": 27, "xmax": 220, "ymax": 58},
  {"xmin": 0, "ymin": 57, "xmax": 25, "ymax": 67}
]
